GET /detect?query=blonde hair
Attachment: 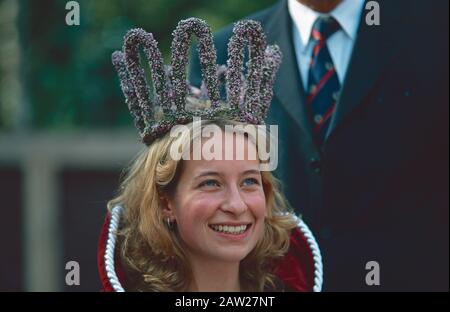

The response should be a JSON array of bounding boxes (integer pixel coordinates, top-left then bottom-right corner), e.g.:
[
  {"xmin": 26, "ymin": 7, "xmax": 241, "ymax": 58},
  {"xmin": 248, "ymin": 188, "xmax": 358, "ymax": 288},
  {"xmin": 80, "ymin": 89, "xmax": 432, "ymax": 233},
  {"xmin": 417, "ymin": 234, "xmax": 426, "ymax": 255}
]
[{"xmin": 107, "ymin": 119, "xmax": 298, "ymax": 291}]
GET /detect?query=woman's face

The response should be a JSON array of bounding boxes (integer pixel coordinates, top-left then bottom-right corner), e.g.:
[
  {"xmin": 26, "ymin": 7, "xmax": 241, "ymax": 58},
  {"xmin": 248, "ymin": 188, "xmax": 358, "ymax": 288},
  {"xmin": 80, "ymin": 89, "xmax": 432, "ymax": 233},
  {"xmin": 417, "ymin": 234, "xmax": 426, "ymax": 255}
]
[{"xmin": 167, "ymin": 132, "xmax": 267, "ymax": 264}]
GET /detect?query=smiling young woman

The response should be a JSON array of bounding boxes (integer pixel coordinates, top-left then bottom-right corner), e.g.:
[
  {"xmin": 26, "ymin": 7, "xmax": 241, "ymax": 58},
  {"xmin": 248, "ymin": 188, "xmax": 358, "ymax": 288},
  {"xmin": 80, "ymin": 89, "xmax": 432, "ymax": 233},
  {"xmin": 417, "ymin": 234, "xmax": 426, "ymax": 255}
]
[
  {"xmin": 106, "ymin": 119, "xmax": 298, "ymax": 292},
  {"xmin": 99, "ymin": 18, "xmax": 323, "ymax": 293}
]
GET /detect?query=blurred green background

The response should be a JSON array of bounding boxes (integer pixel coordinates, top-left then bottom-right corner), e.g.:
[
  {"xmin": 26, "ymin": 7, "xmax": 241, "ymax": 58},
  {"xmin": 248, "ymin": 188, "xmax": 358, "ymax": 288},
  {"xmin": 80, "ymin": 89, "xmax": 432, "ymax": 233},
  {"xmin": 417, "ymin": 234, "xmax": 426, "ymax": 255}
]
[{"xmin": 1, "ymin": 0, "xmax": 277, "ymax": 131}]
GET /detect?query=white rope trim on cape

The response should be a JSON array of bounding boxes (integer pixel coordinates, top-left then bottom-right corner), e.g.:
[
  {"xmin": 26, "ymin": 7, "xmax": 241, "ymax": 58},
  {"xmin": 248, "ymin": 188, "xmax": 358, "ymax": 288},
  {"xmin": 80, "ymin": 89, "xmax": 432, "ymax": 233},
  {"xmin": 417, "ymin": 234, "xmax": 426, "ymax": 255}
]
[
  {"xmin": 294, "ymin": 216, "xmax": 323, "ymax": 292},
  {"xmin": 104, "ymin": 205, "xmax": 323, "ymax": 292},
  {"xmin": 104, "ymin": 205, "xmax": 125, "ymax": 292}
]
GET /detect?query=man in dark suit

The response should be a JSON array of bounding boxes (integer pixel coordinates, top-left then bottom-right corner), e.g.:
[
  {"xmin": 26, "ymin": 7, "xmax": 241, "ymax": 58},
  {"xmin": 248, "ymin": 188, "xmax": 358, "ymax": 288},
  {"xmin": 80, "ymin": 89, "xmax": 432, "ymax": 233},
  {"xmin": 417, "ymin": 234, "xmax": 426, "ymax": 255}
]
[{"xmin": 189, "ymin": 0, "xmax": 448, "ymax": 291}]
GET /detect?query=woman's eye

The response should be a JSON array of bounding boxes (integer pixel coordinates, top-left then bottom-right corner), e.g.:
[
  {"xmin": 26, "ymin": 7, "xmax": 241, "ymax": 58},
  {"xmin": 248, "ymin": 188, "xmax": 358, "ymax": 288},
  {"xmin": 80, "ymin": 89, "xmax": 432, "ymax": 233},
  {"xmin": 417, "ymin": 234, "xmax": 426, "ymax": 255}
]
[
  {"xmin": 198, "ymin": 179, "xmax": 220, "ymax": 188},
  {"xmin": 242, "ymin": 178, "xmax": 259, "ymax": 187}
]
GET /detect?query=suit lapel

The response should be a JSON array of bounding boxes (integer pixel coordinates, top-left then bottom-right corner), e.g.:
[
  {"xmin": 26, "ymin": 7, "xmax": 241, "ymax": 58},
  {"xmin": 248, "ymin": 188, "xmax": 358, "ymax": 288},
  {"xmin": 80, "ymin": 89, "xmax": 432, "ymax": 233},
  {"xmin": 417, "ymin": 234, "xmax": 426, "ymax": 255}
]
[
  {"xmin": 325, "ymin": 0, "xmax": 409, "ymax": 143},
  {"xmin": 264, "ymin": 0, "xmax": 316, "ymax": 143}
]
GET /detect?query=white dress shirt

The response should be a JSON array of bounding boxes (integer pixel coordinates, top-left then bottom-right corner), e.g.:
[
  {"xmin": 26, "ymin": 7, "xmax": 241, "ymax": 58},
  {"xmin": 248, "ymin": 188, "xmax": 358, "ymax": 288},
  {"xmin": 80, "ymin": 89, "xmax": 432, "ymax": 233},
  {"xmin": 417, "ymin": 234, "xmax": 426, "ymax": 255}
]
[{"xmin": 287, "ymin": 0, "xmax": 365, "ymax": 90}]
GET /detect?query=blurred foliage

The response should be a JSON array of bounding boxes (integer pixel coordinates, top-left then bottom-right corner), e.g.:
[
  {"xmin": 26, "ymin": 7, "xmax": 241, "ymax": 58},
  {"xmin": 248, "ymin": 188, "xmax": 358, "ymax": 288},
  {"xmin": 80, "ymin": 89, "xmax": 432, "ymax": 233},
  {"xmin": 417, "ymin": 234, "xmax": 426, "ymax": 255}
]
[{"xmin": 17, "ymin": 0, "xmax": 277, "ymax": 129}]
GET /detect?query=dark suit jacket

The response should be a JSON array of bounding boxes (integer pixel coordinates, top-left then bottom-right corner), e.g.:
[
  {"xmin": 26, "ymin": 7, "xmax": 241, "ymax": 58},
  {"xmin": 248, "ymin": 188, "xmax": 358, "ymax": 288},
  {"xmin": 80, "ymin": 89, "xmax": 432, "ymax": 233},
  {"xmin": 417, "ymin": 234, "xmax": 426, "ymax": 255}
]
[{"xmin": 189, "ymin": 0, "xmax": 449, "ymax": 291}]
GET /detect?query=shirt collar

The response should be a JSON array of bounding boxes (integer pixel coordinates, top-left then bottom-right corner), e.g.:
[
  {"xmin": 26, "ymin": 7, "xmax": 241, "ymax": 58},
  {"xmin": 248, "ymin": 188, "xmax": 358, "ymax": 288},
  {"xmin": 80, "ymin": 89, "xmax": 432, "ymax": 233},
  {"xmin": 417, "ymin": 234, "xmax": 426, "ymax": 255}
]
[{"xmin": 288, "ymin": 0, "xmax": 365, "ymax": 51}]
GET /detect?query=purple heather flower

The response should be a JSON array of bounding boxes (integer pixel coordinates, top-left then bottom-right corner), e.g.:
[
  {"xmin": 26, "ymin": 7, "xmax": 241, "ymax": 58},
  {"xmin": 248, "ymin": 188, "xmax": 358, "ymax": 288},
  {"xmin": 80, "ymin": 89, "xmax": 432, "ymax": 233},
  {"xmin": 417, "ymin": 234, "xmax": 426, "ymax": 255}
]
[
  {"xmin": 226, "ymin": 20, "xmax": 266, "ymax": 115},
  {"xmin": 170, "ymin": 18, "xmax": 220, "ymax": 110},
  {"xmin": 123, "ymin": 28, "xmax": 170, "ymax": 118},
  {"xmin": 111, "ymin": 51, "xmax": 145, "ymax": 132},
  {"xmin": 112, "ymin": 18, "xmax": 282, "ymax": 146}
]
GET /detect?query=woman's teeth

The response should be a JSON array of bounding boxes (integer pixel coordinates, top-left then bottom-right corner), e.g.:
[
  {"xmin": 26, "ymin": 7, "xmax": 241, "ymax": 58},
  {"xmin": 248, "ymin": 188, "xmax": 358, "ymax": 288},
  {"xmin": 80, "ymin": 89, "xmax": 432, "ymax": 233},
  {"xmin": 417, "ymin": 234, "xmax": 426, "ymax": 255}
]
[{"xmin": 209, "ymin": 224, "xmax": 248, "ymax": 234}]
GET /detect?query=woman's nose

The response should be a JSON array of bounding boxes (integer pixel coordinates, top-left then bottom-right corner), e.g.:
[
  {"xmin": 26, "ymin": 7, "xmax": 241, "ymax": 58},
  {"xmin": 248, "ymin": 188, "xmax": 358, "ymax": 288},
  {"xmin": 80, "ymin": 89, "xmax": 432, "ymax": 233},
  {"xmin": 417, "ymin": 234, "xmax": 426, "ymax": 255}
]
[{"xmin": 221, "ymin": 185, "xmax": 247, "ymax": 215}]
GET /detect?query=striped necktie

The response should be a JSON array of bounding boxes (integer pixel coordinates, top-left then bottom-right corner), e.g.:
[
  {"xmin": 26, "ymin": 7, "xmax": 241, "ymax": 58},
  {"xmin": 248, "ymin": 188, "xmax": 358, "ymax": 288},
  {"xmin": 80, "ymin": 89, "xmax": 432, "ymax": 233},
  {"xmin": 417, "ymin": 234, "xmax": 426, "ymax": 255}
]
[{"xmin": 306, "ymin": 16, "xmax": 341, "ymax": 144}]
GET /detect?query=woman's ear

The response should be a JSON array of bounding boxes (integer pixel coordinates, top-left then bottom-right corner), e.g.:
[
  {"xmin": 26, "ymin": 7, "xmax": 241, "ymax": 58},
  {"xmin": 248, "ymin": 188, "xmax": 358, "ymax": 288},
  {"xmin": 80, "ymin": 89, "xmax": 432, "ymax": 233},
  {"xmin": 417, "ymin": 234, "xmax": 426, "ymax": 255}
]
[{"xmin": 160, "ymin": 195, "xmax": 175, "ymax": 220}]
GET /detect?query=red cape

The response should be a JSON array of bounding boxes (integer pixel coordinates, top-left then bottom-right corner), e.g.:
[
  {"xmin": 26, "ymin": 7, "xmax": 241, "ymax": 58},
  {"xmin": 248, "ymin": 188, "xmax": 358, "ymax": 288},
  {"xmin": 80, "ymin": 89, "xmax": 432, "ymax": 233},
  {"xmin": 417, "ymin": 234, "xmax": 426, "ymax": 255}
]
[{"xmin": 97, "ymin": 206, "xmax": 323, "ymax": 292}]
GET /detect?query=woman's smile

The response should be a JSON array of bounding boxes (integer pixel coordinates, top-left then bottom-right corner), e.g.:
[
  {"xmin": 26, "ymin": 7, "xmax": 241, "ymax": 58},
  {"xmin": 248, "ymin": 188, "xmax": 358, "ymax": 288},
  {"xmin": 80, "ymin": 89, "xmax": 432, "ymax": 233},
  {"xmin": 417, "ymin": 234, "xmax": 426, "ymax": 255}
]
[{"xmin": 208, "ymin": 223, "xmax": 253, "ymax": 241}]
